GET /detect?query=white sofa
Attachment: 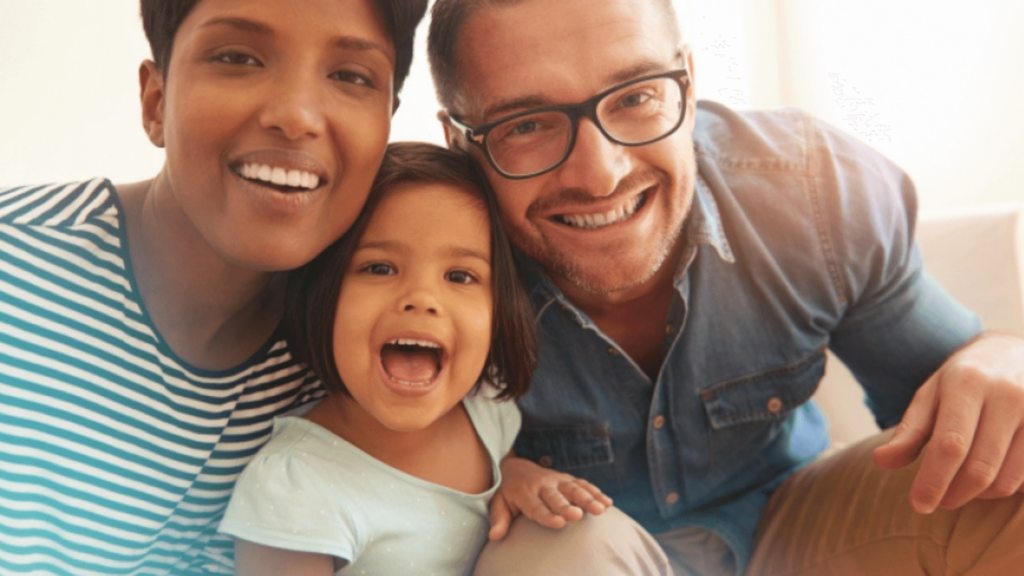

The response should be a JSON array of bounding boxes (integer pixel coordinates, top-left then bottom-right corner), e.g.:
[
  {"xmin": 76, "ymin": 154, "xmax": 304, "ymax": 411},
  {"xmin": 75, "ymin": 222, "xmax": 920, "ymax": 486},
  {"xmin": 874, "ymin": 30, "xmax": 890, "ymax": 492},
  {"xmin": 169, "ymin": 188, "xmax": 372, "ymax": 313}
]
[{"xmin": 813, "ymin": 204, "xmax": 1024, "ymax": 447}]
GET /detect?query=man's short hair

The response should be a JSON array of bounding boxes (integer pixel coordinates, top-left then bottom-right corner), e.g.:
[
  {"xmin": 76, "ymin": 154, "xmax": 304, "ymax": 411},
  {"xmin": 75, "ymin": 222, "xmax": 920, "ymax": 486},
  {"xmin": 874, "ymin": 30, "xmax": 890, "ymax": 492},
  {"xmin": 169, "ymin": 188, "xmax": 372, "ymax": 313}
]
[
  {"xmin": 427, "ymin": 0, "xmax": 682, "ymax": 112},
  {"xmin": 286, "ymin": 142, "xmax": 539, "ymax": 401},
  {"xmin": 140, "ymin": 0, "xmax": 428, "ymax": 95}
]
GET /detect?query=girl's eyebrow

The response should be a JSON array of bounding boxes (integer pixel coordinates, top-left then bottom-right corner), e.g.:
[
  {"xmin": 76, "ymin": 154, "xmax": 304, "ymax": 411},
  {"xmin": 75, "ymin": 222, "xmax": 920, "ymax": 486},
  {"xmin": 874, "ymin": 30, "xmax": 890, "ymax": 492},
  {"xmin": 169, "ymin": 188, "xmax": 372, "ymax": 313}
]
[
  {"xmin": 200, "ymin": 16, "xmax": 393, "ymax": 63},
  {"xmin": 357, "ymin": 241, "xmax": 490, "ymax": 264}
]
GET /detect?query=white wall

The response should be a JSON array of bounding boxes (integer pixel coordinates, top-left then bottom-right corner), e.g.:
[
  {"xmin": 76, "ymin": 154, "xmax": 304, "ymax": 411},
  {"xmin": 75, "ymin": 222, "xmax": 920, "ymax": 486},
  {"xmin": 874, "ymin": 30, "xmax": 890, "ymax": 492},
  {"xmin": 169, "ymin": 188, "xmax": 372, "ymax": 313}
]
[
  {"xmin": 4, "ymin": 1, "xmax": 1019, "ymax": 212},
  {"xmin": 0, "ymin": 0, "xmax": 749, "ymax": 188},
  {"xmin": 741, "ymin": 0, "xmax": 1024, "ymax": 212}
]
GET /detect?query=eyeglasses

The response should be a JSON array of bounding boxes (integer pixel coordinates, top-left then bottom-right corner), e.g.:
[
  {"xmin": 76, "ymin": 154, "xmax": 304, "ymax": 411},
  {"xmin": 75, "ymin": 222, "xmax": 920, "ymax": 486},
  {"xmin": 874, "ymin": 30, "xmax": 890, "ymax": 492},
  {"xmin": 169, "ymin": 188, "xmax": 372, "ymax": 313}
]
[{"xmin": 446, "ymin": 68, "xmax": 690, "ymax": 180}]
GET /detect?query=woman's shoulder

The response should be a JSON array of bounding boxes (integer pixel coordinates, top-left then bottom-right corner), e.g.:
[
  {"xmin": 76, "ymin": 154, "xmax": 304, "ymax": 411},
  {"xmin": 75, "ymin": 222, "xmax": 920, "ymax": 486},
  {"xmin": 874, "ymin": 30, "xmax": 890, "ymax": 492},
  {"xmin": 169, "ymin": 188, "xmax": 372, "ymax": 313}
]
[{"xmin": 0, "ymin": 178, "xmax": 119, "ymax": 229}]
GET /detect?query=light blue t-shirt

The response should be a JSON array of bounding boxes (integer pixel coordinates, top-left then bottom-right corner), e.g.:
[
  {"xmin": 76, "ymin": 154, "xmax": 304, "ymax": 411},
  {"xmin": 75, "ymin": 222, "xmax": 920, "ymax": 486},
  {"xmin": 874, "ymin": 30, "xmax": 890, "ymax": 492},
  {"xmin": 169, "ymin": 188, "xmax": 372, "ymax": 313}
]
[{"xmin": 219, "ymin": 391, "xmax": 520, "ymax": 575}]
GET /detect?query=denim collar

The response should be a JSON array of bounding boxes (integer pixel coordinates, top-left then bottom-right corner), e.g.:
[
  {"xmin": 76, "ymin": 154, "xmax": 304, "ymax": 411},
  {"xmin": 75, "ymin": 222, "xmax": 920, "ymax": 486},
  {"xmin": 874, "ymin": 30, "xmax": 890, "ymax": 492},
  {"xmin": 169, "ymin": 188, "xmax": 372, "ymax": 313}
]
[{"xmin": 516, "ymin": 169, "xmax": 735, "ymax": 322}]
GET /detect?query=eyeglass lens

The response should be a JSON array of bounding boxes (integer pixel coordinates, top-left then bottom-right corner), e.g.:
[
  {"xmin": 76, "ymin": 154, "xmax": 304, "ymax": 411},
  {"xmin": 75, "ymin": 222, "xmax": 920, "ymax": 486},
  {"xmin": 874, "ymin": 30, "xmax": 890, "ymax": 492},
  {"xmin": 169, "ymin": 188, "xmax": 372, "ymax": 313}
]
[{"xmin": 486, "ymin": 75, "xmax": 684, "ymax": 177}]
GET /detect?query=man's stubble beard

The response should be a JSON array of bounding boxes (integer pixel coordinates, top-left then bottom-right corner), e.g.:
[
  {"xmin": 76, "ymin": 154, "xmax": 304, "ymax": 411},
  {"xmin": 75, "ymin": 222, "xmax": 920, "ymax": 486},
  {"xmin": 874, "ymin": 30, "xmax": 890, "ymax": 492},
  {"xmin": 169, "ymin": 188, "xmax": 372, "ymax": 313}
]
[{"xmin": 512, "ymin": 171, "xmax": 692, "ymax": 296}]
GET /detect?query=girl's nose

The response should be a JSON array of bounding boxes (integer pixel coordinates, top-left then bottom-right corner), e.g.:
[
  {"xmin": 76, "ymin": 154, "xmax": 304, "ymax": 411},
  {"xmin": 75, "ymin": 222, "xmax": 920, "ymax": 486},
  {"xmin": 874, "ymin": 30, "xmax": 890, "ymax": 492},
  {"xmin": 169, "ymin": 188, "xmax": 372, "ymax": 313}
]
[{"xmin": 399, "ymin": 282, "xmax": 441, "ymax": 315}]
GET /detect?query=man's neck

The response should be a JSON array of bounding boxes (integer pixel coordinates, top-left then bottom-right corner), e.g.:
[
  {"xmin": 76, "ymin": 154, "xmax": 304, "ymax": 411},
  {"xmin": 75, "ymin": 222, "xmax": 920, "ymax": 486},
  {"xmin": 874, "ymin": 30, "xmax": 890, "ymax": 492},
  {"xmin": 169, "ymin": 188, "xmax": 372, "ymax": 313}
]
[{"xmin": 552, "ymin": 240, "xmax": 685, "ymax": 381}]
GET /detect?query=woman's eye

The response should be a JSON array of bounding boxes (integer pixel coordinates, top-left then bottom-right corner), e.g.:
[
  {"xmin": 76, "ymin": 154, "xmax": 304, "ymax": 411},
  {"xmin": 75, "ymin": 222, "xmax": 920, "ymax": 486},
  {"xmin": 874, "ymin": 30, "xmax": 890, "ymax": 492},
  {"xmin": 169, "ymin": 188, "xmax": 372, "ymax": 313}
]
[
  {"xmin": 445, "ymin": 270, "xmax": 476, "ymax": 285},
  {"xmin": 362, "ymin": 262, "xmax": 395, "ymax": 276},
  {"xmin": 330, "ymin": 70, "xmax": 374, "ymax": 88},
  {"xmin": 212, "ymin": 51, "xmax": 260, "ymax": 66}
]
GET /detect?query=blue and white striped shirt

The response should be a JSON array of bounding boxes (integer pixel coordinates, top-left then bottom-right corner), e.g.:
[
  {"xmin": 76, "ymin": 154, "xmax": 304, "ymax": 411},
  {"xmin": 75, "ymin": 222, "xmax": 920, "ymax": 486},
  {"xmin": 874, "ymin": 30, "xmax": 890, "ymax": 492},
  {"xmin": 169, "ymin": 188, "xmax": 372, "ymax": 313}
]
[{"xmin": 0, "ymin": 179, "xmax": 323, "ymax": 575}]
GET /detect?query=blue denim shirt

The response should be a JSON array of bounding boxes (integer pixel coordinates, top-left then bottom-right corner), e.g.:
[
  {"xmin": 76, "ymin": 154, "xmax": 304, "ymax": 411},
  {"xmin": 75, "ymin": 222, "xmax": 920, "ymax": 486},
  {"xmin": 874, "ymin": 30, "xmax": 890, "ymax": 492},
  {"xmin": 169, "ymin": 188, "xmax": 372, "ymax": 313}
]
[{"xmin": 511, "ymin": 101, "xmax": 982, "ymax": 573}]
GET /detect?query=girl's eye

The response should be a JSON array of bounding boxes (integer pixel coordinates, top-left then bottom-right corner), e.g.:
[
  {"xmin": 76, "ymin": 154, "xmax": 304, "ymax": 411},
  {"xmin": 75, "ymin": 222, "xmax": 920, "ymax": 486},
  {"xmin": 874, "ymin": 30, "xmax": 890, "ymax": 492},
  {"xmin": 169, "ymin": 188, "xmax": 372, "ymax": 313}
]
[
  {"xmin": 445, "ymin": 270, "xmax": 477, "ymax": 285},
  {"xmin": 330, "ymin": 70, "xmax": 375, "ymax": 89},
  {"xmin": 212, "ymin": 51, "xmax": 260, "ymax": 67},
  {"xmin": 362, "ymin": 262, "xmax": 395, "ymax": 276}
]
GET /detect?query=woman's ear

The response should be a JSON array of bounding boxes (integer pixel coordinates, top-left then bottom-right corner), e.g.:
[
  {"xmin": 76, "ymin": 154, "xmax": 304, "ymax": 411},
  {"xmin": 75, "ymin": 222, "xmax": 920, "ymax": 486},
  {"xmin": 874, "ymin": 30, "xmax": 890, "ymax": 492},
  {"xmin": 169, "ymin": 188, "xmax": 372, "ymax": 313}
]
[{"xmin": 139, "ymin": 60, "xmax": 166, "ymax": 148}]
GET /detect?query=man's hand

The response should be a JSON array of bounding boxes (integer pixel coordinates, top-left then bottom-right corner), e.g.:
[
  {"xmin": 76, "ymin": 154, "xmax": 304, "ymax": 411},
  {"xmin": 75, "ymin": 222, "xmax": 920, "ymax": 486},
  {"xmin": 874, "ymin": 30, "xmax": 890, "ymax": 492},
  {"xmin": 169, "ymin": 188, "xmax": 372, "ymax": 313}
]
[
  {"xmin": 874, "ymin": 332, "xmax": 1024, "ymax": 514},
  {"xmin": 488, "ymin": 455, "xmax": 613, "ymax": 541}
]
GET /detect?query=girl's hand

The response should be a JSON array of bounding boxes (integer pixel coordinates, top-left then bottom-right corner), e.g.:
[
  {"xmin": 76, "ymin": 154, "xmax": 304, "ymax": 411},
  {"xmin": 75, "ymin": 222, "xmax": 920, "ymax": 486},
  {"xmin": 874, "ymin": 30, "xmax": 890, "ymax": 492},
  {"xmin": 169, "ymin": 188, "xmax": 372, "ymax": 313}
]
[{"xmin": 488, "ymin": 455, "xmax": 613, "ymax": 540}]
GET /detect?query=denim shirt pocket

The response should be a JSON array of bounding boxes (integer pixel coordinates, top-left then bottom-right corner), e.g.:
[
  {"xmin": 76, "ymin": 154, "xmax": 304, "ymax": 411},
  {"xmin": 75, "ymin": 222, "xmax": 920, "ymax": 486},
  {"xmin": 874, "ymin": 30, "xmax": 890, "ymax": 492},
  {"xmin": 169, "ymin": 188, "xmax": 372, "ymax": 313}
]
[
  {"xmin": 699, "ymin": 349, "xmax": 826, "ymax": 470},
  {"xmin": 513, "ymin": 426, "xmax": 620, "ymax": 491}
]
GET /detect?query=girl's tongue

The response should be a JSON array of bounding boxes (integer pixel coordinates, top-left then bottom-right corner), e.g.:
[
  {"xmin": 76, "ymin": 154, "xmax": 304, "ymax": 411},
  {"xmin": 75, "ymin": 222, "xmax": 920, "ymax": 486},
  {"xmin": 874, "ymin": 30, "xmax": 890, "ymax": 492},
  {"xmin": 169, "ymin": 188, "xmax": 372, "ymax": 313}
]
[{"xmin": 381, "ymin": 345, "xmax": 440, "ymax": 383}]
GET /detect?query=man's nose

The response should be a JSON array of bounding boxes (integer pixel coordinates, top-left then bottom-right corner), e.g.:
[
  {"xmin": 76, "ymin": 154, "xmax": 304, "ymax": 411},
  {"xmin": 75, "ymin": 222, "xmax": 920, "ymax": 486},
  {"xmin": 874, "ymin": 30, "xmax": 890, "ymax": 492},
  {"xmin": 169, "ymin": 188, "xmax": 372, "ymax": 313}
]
[
  {"xmin": 259, "ymin": 70, "xmax": 327, "ymax": 141},
  {"xmin": 554, "ymin": 118, "xmax": 631, "ymax": 197}
]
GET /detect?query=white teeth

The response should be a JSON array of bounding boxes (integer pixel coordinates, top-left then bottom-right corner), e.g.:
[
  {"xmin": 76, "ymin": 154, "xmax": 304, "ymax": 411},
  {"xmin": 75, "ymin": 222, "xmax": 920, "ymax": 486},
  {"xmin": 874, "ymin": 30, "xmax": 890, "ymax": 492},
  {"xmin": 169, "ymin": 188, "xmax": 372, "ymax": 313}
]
[
  {"xmin": 387, "ymin": 338, "xmax": 440, "ymax": 349},
  {"xmin": 559, "ymin": 193, "xmax": 644, "ymax": 229},
  {"xmin": 236, "ymin": 163, "xmax": 321, "ymax": 190}
]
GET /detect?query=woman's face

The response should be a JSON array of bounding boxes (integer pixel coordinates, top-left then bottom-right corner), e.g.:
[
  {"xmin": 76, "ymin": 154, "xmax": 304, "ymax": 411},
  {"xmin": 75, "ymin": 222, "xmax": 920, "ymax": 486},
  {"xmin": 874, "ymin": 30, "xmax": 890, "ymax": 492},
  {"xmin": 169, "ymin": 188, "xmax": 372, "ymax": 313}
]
[
  {"xmin": 332, "ymin": 183, "xmax": 494, "ymax": 433},
  {"xmin": 142, "ymin": 0, "xmax": 395, "ymax": 271}
]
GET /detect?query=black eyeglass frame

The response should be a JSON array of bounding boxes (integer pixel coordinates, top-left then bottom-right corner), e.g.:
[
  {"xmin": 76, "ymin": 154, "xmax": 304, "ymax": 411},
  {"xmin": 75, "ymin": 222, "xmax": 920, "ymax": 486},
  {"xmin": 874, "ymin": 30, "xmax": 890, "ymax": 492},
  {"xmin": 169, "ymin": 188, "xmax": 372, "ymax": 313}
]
[{"xmin": 447, "ymin": 68, "xmax": 691, "ymax": 180}]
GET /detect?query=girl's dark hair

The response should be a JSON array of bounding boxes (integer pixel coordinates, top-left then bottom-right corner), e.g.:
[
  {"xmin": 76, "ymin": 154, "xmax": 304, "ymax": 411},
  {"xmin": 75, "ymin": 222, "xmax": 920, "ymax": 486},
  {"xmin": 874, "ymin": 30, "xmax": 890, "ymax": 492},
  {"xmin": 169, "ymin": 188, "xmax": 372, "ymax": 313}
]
[
  {"xmin": 140, "ymin": 0, "xmax": 428, "ymax": 96},
  {"xmin": 287, "ymin": 142, "xmax": 538, "ymax": 401}
]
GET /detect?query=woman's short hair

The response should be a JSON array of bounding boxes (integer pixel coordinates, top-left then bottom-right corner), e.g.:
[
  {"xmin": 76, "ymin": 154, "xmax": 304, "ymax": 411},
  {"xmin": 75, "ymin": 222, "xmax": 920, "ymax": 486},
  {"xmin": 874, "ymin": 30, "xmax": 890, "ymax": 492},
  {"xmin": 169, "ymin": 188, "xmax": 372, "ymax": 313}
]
[
  {"xmin": 287, "ymin": 142, "xmax": 538, "ymax": 401},
  {"xmin": 140, "ymin": 0, "xmax": 428, "ymax": 96}
]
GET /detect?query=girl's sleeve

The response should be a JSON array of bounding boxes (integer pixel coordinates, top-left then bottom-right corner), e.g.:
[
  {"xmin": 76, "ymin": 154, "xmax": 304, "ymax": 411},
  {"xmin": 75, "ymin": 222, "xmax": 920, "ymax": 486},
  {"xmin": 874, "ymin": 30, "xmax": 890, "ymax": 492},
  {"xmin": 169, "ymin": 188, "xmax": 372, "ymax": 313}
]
[
  {"xmin": 218, "ymin": 449, "xmax": 360, "ymax": 564},
  {"xmin": 495, "ymin": 398, "xmax": 522, "ymax": 457}
]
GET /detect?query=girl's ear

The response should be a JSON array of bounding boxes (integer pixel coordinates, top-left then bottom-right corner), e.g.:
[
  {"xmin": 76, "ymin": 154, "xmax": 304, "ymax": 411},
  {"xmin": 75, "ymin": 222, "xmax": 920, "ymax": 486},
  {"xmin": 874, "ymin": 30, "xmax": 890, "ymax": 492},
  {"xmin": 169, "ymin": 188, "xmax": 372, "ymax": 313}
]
[{"xmin": 139, "ymin": 60, "xmax": 166, "ymax": 148}]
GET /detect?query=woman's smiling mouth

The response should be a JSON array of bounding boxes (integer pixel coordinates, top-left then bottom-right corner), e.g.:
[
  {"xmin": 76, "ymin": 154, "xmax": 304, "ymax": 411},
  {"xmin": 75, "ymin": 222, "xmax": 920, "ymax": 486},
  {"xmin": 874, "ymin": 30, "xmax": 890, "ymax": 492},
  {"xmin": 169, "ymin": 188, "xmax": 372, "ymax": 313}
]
[{"xmin": 234, "ymin": 163, "xmax": 322, "ymax": 192}]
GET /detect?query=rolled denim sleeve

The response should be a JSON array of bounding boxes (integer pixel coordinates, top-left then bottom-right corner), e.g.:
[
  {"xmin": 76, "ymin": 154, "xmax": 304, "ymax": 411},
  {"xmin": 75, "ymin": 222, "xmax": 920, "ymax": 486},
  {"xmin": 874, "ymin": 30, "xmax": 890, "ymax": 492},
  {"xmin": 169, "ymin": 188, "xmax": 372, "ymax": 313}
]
[{"xmin": 812, "ymin": 119, "xmax": 983, "ymax": 428}]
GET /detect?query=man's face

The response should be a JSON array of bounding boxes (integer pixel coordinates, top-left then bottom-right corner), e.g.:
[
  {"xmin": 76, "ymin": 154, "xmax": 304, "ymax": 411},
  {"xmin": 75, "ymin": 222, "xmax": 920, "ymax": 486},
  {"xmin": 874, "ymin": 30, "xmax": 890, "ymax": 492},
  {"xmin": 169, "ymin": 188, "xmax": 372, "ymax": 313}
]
[
  {"xmin": 143, "ymin": 0, "xmax": 395, "ymax": 272},
  {"xmin": 452, "ymin": 0, "xmax": 697, "ymax": 295}
]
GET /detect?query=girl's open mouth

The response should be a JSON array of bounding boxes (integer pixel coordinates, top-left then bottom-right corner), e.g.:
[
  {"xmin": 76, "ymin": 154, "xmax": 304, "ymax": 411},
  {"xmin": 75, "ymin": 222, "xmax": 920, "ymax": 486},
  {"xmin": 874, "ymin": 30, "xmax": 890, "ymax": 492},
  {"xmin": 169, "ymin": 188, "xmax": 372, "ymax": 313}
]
[{"xmin": 379, "ymin": 338, "xmax": 445, "ymax": 388}]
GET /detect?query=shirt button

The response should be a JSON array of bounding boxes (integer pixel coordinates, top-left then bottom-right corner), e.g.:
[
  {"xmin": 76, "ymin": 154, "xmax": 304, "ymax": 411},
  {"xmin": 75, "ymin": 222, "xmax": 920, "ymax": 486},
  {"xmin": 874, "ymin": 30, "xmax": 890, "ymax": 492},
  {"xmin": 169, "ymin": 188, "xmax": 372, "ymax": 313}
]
[
  {"xmin": 652, "ymin": 415, "xmax": 665, "ymax": 429},
  {"xmin": 664, "ymin": 324, "xmax": 675, "ymax": 336},
  {"xmin": 608, "ymin": 347, "xmax": 620, "ymax": 356},
  {"xmin": 537, "ymin": 455, "xmax": 554, "ymax": 468},
  {"xmin": 767, "ymin": 397, "xmax": 783, "ymax": 414},
  {"xmin": 665, "ymin": 492, "xmax": 680, "ymax": 504}
]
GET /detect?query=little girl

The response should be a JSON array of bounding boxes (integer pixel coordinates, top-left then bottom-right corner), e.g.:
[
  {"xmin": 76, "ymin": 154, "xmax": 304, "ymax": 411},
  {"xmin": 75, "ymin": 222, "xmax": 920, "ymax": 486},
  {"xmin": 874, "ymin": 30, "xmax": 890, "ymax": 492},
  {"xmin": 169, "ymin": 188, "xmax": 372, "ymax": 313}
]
[{"xmin": 219, "ymin": 142, "xmax": 610, "ymax": 575}]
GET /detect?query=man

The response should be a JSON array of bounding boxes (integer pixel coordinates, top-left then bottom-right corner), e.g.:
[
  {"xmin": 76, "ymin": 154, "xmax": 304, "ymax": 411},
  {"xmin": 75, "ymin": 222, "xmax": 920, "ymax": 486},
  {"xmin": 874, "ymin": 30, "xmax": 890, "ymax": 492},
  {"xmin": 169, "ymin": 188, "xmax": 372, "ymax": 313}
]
[{"xmin": 426, "ymin": 0, "xmax": 1024, "ymax": 574}]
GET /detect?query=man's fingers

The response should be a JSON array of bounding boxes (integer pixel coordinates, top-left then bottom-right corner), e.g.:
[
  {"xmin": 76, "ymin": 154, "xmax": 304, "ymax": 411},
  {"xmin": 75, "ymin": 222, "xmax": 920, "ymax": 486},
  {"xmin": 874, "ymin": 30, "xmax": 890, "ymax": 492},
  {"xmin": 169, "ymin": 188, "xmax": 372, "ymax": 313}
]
[
  {"xmin": 977, "ymin": 427, "xmax": 1024, "ymax": 500},
  {"xmin": 940, "ymin": 402, "xmax": 1018, "ymax": 509},
  {"xmin": 910, "ymin": 383, "xmax": 984, "ymax": 514},
  {"xmin": 488, "ymin": 494, "xmax": 513, "ymax": 541},
  {"xmin": 874, "ymin": 379, "xmax": 938, "ymax": 470}
]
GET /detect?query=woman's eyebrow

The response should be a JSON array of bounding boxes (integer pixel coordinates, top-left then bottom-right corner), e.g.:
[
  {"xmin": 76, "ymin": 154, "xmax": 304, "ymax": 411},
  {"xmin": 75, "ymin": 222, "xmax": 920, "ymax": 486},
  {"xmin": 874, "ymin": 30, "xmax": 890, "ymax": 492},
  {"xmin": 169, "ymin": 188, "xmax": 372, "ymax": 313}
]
[
  {"xmin": 200, "ymin": 16, "xmax": 272, "ymax": 36},
  {"xmin": 199, "ymin": 16, "xmax": 392, "ymax": 63}
]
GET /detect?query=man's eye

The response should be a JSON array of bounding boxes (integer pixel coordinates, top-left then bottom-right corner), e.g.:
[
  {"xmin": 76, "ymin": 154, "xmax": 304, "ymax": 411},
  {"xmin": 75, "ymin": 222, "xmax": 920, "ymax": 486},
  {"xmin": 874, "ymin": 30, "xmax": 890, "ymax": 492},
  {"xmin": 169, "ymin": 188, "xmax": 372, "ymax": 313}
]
[
  {"xmin": 362, "ymin": 262, "xmax": 395, "ymax": 276},
  {"xmin": 619, "ymin": 91, "xmax": 653, "ymax": 108},
  {"xmin": 445, "ymin": 270, "xmax": 476, "ymax": 285},
  {"xmin": 512, "ymin": 121, "xmax": 538, "ymax": 135}
]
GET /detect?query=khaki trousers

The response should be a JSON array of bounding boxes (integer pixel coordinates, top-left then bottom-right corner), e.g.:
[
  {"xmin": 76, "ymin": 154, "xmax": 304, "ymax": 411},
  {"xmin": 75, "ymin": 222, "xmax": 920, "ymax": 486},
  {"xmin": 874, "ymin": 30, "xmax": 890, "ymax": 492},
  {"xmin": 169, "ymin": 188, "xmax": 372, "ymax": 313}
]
[{"xmin": 473, "ymin": 431, "xmax": 1024, "ymax": 575}]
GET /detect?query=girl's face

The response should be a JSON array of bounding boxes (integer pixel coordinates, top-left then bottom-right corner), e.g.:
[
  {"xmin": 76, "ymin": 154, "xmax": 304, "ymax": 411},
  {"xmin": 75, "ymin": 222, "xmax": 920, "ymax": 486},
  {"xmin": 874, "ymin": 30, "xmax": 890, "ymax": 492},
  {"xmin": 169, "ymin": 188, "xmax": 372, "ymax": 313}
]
[
  {"xmin": 332, "ymin": 183, "xmax": 493, "ymax": 433},
  {"xmin": 142, "ymin": 0, "xmax": 394, "ymax": 271}
]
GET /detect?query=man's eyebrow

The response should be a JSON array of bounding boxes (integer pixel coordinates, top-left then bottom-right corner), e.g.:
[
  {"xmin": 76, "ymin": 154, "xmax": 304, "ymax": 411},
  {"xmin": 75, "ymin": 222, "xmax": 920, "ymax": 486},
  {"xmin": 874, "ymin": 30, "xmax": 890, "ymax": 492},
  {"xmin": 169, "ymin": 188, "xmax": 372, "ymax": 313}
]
[{"xmin": 481, "ymin": 60, "xmax": 675, "ymax": 121}]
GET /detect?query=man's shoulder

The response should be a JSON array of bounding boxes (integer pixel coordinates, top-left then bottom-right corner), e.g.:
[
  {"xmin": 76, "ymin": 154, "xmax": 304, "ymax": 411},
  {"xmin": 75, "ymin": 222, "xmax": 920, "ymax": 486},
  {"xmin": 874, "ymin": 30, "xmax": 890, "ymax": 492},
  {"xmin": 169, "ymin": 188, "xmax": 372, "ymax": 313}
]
[{"xmin": 693, "ymin": 100, "xmax": 822, "ymax": 172}]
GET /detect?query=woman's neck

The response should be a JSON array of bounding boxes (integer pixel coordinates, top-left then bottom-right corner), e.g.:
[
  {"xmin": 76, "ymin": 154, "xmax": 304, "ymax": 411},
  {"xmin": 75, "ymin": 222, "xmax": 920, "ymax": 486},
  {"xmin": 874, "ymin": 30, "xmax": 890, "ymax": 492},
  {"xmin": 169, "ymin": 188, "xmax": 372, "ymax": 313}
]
[{"xmin": 117, "ymin": 178, "xmax": 286, "ymax": 371}]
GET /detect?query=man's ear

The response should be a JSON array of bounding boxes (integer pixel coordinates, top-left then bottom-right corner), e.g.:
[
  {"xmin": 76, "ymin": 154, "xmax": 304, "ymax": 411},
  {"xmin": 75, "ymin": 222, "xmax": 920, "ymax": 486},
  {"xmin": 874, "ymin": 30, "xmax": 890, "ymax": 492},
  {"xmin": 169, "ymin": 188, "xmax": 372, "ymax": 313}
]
[
  {"xmin": 437, "ymin": 110, "xmax": 457, "ymax": 151},
  {"xmin": 140, "ymin": 60, "xmax": 166, "ymax": 148}
]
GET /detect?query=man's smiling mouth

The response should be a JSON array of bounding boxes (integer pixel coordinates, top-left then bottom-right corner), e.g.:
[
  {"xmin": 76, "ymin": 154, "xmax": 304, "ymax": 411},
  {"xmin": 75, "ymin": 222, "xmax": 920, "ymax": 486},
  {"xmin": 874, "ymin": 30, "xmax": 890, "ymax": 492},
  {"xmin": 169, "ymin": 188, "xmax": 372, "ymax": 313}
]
[
  {"xmin": 234, "ymin": 163, "xmax": 322, "ymax": 192},
  {"xmin": 554, "ymin": 191, "xmax": 647, "ymax": 230}
]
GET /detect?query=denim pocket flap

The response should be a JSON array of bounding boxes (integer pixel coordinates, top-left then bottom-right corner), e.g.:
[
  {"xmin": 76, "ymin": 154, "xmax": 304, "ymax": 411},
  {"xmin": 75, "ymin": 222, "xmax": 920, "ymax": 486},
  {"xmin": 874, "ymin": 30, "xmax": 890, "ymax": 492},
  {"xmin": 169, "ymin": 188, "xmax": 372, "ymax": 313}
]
[
  {"xmin": 513, "ymin": 426, "xmax": 614, "ymax": 470},
  {"xmin": 699, "ymin": 349, "xmax": 826, "ymax": 429}
]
